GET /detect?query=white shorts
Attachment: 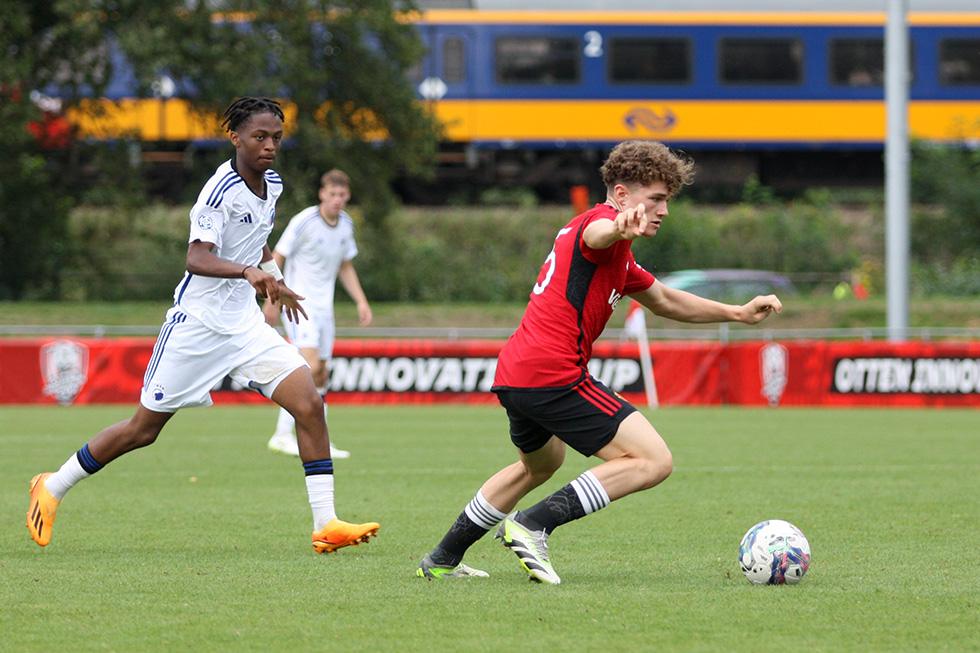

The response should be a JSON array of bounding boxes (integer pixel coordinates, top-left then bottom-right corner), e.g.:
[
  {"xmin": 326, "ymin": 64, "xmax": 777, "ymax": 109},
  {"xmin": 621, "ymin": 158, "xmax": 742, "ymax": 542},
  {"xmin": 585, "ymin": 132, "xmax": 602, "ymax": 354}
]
[
  {"xmin": 141, "ymin": 307, "xmax": 309, "ymax": 412},
  {"xmin": 282, "ymin": 308, "xmax": 335, "ymax": 361}
]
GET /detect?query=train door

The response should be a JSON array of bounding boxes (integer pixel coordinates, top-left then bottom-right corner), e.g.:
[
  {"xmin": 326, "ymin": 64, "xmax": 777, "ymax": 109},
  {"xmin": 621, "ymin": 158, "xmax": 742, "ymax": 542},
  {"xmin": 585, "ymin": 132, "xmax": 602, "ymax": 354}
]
[{"xmin": 416, "ymin": 26, "xmax": 476, "ymax": 147}]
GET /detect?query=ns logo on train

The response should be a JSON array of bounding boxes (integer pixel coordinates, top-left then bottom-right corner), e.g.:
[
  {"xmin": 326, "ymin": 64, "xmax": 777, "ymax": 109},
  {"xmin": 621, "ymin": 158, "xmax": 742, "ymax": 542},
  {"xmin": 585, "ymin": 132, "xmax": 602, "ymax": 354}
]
[{"xmin": 623, "ymin": 107, "xmax": 678, "ymax": 134}]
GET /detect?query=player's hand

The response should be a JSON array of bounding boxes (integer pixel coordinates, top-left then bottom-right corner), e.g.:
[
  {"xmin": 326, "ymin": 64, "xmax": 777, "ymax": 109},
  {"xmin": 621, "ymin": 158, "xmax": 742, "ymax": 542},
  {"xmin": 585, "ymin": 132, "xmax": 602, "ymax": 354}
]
[
  {"xmin": 276, "ymin": 285, "xmax": 308, "ymax": 324},
  {"xmin": 613, "ymin": 203, "xmax": 649, "ymax": 240},
  {"xmin": 736, "ymin": 295, "xmax": 782, "ymax": 324},
  {"xmin": 357, "ymin": 301, "xmax": 372, "ymax": 327},
  {"xmin": 245, "ymin": 266, "xmax": 280, "ymax": 304},
  {"xmin": 261, "ymin": 298, "xmax": 280, "ymax": 326}
]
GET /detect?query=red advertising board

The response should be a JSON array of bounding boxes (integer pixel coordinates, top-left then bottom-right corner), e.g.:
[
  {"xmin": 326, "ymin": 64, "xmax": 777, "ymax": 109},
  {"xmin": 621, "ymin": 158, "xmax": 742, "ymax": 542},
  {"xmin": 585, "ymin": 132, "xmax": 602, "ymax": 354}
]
[{"xmin": 2, "ymin": 337, "xmax": 979, "ymax": 407}]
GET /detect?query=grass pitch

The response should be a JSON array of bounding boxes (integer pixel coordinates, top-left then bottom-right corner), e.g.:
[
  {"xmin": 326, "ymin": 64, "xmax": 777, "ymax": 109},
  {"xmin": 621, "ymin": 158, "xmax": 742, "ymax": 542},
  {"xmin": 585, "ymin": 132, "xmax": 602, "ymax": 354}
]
[{"xmin": 2, "ymin": 404, "xmax": 978, "ymax": 652}]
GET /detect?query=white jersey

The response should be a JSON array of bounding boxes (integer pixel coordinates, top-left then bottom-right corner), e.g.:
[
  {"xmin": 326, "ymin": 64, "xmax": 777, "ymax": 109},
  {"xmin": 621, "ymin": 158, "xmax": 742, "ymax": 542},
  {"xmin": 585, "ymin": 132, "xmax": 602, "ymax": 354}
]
[
  {"xmin": 174, "ymin": 159, "xmax": 283, "ymax": 334},
  {"xmin": 273, "ymin": 206, "xmax": 358, "ymax": 314}
]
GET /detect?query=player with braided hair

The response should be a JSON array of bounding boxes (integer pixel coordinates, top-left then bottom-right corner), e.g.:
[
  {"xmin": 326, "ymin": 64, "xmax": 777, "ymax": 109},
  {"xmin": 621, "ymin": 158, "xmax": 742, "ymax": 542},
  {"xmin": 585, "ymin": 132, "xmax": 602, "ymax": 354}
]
[
  {"xmin": 221, "ymin": 96, "xmax": 285, "ymax": 133},
  {"xmin": 26, "ymin": 97, "xmax": 380, "ymax": 554}
]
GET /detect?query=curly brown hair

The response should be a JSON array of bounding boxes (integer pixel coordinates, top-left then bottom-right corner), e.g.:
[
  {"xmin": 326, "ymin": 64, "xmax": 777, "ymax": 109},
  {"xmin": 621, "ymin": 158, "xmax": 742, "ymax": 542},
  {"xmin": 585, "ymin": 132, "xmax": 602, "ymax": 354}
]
[{"xmin": 599, "ymin": 141, "xmax": 695, "ymax": 197}]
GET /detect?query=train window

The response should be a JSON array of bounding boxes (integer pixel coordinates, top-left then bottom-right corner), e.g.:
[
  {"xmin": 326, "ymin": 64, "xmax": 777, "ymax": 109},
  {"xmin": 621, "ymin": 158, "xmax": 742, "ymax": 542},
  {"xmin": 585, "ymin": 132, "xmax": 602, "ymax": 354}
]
[
  {"xmin": 939, "ymin": 39, "xmax": 980, "ymax": 86},
  {"xmin": 443, "ymin": 38, "xmax": 465, "ymax": 84},
  {"xmin": 719, "ymin": 38, "xmax": 803, "ymax": 84},
  {"xmin": 608, "ymin": 38, "xmax": 690, "ymax": 84},
  {"xmin": 495, "ymin": 37, "xmax": 580, "ymax": 85},
  {"xmin": 830, "ymin": 38, "xmax": 885, "ymax": 86}
]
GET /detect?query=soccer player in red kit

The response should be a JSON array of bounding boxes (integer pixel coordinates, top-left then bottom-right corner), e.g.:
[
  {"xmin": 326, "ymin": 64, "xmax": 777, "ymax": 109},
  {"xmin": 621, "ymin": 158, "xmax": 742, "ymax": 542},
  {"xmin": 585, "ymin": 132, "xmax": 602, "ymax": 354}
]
[{"xmin": 416, "ymin": 141, "xmax": 782, "ymax": 583}]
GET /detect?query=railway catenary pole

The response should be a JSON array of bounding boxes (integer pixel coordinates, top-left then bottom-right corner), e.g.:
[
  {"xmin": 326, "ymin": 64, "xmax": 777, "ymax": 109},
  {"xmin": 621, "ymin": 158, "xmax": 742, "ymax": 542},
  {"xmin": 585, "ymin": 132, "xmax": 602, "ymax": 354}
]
[{"xmin": 885, "ymin": 0, "xmax": 910, "ymax": 341}]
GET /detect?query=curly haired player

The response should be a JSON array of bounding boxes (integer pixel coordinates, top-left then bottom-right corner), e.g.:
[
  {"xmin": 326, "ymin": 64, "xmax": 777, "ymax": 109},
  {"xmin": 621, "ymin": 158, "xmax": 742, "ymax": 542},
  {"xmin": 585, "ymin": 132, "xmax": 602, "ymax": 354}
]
[{"xmin": 416, "ymin": 140, "xmax": 781, "ymax": 583}]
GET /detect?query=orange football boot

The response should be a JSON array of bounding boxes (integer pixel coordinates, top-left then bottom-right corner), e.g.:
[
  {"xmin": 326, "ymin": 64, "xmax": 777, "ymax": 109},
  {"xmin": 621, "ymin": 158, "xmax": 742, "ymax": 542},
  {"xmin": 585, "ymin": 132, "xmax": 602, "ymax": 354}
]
[
  {"xmin": 27, "ymin": 473, "xmax": 60, "ymax": 546},
  {"xmin": 312, "ymin": 518, "xmax": 380, "ymax": 553}
]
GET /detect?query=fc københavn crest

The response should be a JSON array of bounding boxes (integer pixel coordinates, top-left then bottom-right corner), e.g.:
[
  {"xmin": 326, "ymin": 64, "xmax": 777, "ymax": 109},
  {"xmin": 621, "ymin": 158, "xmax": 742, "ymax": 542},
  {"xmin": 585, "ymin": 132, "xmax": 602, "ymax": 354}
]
[{"xmin": 40, "ymin": 339, "xmax": 89, "ymax": 405}]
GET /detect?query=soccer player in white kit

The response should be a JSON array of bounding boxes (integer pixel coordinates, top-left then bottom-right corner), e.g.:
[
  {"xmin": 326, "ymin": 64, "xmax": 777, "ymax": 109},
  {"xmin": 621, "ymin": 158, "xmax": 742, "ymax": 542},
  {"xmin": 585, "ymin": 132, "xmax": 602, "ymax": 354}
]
[
  {"xmin": 26, "ymin": 98, "xmax": 379, "ymax": 554},
  {"xmin": 263, "ymin": 169, "xmax": 372, "ymax": 459}
]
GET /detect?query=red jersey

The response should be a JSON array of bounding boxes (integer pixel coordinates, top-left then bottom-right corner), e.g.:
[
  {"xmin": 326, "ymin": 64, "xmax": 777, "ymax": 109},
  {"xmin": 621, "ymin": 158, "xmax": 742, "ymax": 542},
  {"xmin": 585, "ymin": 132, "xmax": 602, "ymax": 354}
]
[{"xmin": 493, "ymin": 204, "xmax": 655, "ymax": 389}]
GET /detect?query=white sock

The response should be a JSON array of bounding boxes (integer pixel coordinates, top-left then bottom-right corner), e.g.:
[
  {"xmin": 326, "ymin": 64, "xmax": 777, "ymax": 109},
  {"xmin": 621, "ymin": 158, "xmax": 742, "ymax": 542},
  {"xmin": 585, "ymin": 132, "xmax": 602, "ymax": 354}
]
[
  {"xmin": 570, "ymin": 470, "xmax": 611, "ymax": 515},
  {"xmin": 276, "ymin": 407, "xmax": 295, "ymax": 435},
  {"xmin": 464, "ymin": 490, "xmax": 508, "ymax": 530},
  {"xmin": 306, "ymin": 474, "xmax": 336, "ymax": 531},
  {"xmin": 45, "ymin": 455, "xmax": 91, "ymax": 500}
]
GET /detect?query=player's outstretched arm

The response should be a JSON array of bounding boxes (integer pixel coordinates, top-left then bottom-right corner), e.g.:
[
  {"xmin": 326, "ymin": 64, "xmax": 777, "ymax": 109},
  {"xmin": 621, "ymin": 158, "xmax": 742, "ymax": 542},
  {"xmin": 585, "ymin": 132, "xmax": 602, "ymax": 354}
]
[
  {"xmin": 631, "ymin": 280, "xmax": 781, "ymax": 325},
  {"xmin": 582, "ymin": 204, "xmax": 649, "ymax": 250},
  {"xmin": 733, "ymin": 294, "xmax": 783, "ymax": 324}
]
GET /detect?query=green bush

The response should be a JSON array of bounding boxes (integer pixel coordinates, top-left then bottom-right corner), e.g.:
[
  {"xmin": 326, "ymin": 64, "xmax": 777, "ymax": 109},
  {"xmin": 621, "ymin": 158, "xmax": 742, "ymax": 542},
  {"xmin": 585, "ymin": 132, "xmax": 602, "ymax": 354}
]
[
  {"xmin": 911, "ymin": 257, "xmax": 980, "ymax": 296},
  {"xmin": 62, "ymin": 205, "xmax": 189, "ymax": 301},
  {"xmin": 353, "ymin": 207, "xmax": 569, "ymax": 302},
  {"xmin": 57, "ymin": 194, "xmax": 914, "ymax": 302},
  {"xmin": 910, "ymin": 143, "xmax": 980, "ymax": 258},
  {"xmin": 631, "ymin": 191, "xmax": 859, "ymax": 278}
]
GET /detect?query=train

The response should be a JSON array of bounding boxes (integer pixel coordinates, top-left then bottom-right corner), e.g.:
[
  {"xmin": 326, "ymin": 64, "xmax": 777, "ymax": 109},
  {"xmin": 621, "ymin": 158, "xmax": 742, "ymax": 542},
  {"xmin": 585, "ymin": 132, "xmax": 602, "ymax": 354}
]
[{"xmin": 59, "ymin": 0, "xmax": 980, "ymax": 197}]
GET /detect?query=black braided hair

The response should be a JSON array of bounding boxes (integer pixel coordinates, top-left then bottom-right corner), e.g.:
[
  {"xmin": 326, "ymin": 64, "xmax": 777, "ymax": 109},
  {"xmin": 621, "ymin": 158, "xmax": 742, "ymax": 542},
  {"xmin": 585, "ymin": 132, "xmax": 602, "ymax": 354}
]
[{"xmin": 221, "ymin": 97, "xmax": 285, "ymax": 133}]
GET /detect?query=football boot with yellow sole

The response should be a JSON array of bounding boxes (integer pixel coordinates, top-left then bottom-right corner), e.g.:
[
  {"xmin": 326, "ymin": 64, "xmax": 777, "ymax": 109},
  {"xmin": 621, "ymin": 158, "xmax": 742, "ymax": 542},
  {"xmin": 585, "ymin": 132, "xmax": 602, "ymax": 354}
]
[{"xmin": 312, "ymin": 518, "xmax": 380, "ymax": 553}]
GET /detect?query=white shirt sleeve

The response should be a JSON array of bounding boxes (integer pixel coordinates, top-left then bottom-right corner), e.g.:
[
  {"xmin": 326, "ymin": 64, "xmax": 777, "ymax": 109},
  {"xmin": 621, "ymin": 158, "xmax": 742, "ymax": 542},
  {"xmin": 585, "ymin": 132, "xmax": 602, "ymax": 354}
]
[{"xmin": 188, "ymin": 201, "xmax": 225, "ymax": 247}]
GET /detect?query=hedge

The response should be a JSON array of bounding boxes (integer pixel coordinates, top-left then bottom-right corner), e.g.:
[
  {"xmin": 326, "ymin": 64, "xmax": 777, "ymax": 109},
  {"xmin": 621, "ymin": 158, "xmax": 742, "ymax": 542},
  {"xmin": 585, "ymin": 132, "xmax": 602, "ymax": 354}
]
[{"xmin": 58, "ymin": 197, "xmax": 972, "ymax": 302}]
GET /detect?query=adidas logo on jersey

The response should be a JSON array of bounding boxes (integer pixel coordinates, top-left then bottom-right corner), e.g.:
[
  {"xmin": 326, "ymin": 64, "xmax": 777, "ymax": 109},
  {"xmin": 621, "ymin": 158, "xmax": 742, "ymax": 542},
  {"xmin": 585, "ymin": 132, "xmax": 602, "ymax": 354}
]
[{"xmin": 239, "ymin": 213, "xmax": 253, "ymax": 224}]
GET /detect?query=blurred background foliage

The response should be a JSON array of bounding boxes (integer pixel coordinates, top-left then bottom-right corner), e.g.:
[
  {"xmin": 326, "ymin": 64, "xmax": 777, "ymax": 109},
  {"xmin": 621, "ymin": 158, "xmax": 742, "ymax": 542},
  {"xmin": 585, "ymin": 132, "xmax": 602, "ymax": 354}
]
[
  {"xmin": 2, "ymin": 2, "xmax": 979, "ymax": 303},
  {"xmin": 53, "ymin": 176, "xmax": 980, "ymax": 303},
  {"xmin": 1, "ymin": 0, "xmax": 440, "ymax": 300}
]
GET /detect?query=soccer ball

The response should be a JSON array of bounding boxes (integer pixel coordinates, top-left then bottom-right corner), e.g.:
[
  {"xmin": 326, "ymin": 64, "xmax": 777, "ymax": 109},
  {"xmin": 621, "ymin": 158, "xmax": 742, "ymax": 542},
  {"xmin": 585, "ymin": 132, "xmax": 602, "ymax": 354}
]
[{"xmin": 738, "ymin": 519, "xmax": 811, "ymax": 585}]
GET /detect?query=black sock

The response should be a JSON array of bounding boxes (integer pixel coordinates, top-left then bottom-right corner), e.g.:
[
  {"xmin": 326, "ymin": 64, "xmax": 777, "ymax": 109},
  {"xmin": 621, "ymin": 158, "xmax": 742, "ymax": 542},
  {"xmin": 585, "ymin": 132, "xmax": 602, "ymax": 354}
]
[
  {"xmin": 516, "ymin": 484, "xmax": 587, "ymax": 533},
  {"xmin": 430, "ymin": 510, "xmax": 492, "ymax": 565}
]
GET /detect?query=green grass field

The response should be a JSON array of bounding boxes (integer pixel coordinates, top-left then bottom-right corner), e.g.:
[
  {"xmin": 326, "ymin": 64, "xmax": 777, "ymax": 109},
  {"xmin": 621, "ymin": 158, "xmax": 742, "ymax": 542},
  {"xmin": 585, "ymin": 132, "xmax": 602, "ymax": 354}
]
[
  {"xmin": 3, "ymin": 297, "xmax": 980, "ymax": 331},
  {"xmin": 2, "ymin": 405, "xmax": 978, "ymax": 651}
]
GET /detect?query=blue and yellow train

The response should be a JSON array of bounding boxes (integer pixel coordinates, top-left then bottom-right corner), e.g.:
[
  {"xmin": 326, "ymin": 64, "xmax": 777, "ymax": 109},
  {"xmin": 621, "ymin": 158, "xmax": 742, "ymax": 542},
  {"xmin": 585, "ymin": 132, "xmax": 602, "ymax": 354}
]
[{"xmin": 68, "ymin": 0, "xmax": 980, "ymax": 192}]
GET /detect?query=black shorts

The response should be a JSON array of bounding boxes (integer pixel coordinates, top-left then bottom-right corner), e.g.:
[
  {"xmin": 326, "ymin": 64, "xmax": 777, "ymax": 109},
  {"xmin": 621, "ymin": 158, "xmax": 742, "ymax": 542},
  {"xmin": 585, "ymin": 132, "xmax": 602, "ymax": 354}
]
[{"xmin": 493, "ymin": 375, "xmax": 637, "ymax": 457}]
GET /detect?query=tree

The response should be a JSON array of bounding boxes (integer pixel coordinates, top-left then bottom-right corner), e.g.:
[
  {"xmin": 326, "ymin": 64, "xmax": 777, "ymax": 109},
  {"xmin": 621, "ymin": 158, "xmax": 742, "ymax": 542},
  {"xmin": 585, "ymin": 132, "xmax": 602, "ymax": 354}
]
[
  {"xmin": 910, "ymin": 142, "xmax": 980, "ymax": 259},
  {"xmin": 0, "ymin": 0, "xmax": 108, "ymax": 299},
  {"xmin": 1, "ymin": 0, "xmax": 439, "ymax": 299},
  {"xmin": 104, "ymin": 0, "xmax": 441, "ymax": 223}
]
